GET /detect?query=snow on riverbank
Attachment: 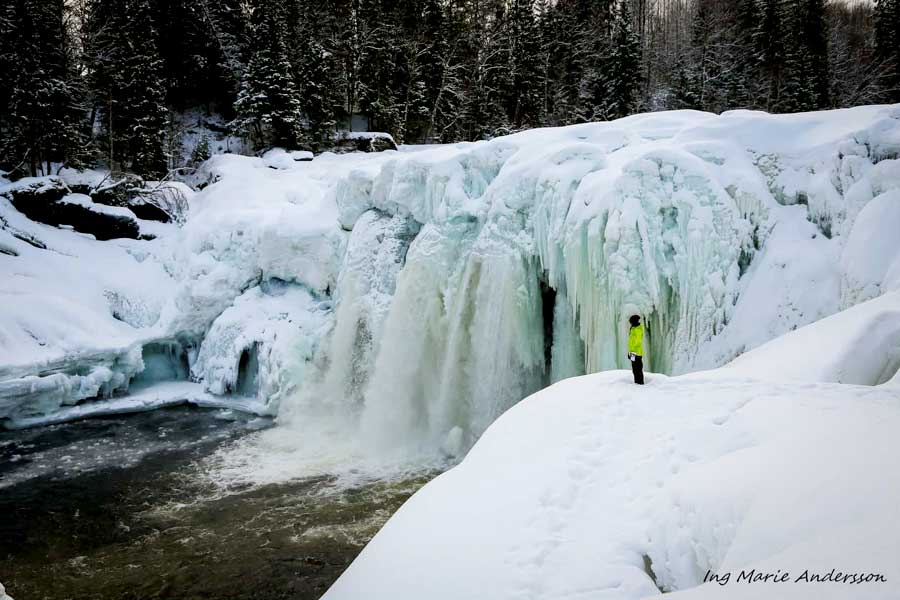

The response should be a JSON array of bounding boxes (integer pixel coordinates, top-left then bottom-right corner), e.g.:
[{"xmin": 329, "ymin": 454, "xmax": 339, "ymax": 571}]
[
  {"xmin": 324, "ymin": 375, "xmax": 900, "ymax": 600},
  {"xmin": 0, "ymin": 150, "xmax": 380, "ymax": 425}
]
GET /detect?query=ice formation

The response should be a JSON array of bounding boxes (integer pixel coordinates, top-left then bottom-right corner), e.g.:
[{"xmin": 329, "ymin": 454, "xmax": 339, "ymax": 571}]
[
  {"xmin": 2, "ymin": 106, "xmax": 900, "ymax": 469},
  {"xmin": 311, "ymin": 105, "xmax": 900, "ymax": 459}
]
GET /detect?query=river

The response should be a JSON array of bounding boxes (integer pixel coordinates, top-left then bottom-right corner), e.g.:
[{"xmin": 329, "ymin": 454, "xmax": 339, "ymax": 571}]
[{"xmin": 0, "ymin": 407, "xmax": 434, "ymax": 599}]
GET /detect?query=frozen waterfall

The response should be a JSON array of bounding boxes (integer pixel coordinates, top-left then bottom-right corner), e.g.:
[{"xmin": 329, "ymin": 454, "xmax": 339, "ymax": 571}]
[{"xmin": 264, "ymin": 106, "xmax": 900, "ymax": 466}]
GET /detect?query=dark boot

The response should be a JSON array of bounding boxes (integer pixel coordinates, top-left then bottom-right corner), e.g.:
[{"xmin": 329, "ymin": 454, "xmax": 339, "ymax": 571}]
[{"xmin": 632, "ymin": 356, "xmax": 644, "ymax": 385}]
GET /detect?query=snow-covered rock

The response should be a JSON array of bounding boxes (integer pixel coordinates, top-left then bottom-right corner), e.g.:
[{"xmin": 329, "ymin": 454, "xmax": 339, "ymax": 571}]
[
  {"xmin": 334, "ymin": 130, "xmax": 399, "ymax": 153},
  {"xmin": 192, "ymin": 282, "xmax": 332, "ymax": 413},
  {"xmin": 1, "ymin": 178, "xmax": 143, "ymax": 240}
]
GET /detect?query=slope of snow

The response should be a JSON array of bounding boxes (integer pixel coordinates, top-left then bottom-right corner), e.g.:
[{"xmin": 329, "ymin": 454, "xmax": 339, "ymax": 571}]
[
  {"xmin": 723, "ymin": 290, "xmax": 900, "ymax": 386},
  {"xmin": 324, "ymin": 369, "xmax": 900, "ymax": 600},
  {"xmin": 0, "ymin": 194, "xmax": 176, "ymax": 371}
]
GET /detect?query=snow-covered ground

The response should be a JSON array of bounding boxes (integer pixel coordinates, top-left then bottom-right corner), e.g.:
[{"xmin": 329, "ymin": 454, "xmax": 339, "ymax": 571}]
[
  {"xmin": 323, "ymin": 294, "xmax": 900, "ymax": 599},
  {"xmin": 2, "ymin": 105, "xmax": 900, "ymax": 476}
]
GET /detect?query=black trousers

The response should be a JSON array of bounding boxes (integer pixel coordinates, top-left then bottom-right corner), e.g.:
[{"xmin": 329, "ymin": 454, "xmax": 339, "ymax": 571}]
[{"xmin": 631, "ymin": 355, "xmax": 644, "ymax": 385}]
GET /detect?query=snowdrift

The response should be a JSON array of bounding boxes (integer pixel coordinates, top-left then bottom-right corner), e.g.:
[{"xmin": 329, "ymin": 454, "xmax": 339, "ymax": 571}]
[
  {"xmin": 723, "ymin": 290, "xmax": 900, "ymax": 386},
  {"xmin": 324, "ymin": 375, "xmax": 900, "ymax": 599}
]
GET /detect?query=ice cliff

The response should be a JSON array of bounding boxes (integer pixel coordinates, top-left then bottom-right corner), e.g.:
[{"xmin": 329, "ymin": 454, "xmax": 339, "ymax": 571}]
[{"xmin": 2, "ymin": 108, "xmax": 900, "ymax": 463}]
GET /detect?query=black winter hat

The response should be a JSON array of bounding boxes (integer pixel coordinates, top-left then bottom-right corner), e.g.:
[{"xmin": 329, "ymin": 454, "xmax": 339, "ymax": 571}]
[{"xmin": 629, "ymin": 315, "xmax": 641, "ymax": 327}]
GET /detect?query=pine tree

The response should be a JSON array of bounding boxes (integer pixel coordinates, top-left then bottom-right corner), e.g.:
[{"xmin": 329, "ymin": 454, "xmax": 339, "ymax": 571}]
[
  {"xmin": 541, "ymin": 0, "xmax": 594, "ymax": 125},
  {"xmin": 503, "ymin": 0, "xmax": 545, "ymax": 130},
  {"xmin": 395, "ymin": 0, "xmax": 432, "ymax": 142},
  {"xmin": 603, "ymin": 2, "xmax": 642, "ymax": 120},
  {"xmin": 85, "ymin": 0, "xmax": 167, "ymax": 177},
  {"xmin": 797, "ymin": 0, "xmax": 830, "ymax": 108},
  {"xmin": 356, "ymin": 0, "xmax": 405, "ymax": 138},
  {"xmin": 0, "ymin": 0, "xmax": 15, "ymax": 136},
  {"xmin": 671, "ymin": 58, "xmax": 702, "ymax": 110},
  {"xmin": 125, "ymin": 0, "xmax": 168, "ymax": 177},
  {"xmin": 576, "ymin": 1, "xmax": 615, "ymax": 122},
  {"xmin": 423, "ymin": 0, "xmax": 471, "ymax": 142},
  {"xmin": 756, "ymin": 0, "xmax": 788, "ymax": 111},
  {"xmin": 463, "ymin": 14, "xmax": 510, "ymax": 138},
  {"xmin": 198, "ymin": 0, "xmax": 249, "ymax": 112},
  {"xmin": 1, "ymin": 0, "xmax": 90, "ymax": 177},
  {"xmin": 684, "ymin": 0, "xmax": 716, "ymax": 111},
  {"xmin": 292, "ymin": 0, "xmax": 343, "ymax": 149},
  {"xmin": 230, "ymin": 0, "xmax": 304, "ymax": 149},
  {"xmin": 728, "ymin": 0, "xmax": 762, "ymax": 109},
  {"xmin": 775, "ymin": 0, "xmax": 828, "ymax": 113},
  {"xmin": 875, "ymin": 0, "xmax": 900, "ymax": 101},
  {"xmin": 191, "ymin": 134, "xmax": 211, "ymax": 165}
]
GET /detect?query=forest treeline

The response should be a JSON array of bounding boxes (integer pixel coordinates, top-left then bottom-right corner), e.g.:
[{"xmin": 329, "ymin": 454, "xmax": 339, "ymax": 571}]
[{"xmin": 1, "ymin": 0, "xmax": 899, "ymax": 178}]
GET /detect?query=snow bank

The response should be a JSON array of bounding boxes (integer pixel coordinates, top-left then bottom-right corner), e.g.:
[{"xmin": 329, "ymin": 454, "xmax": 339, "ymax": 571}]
[
  {"xmin": 0, "ymin": 147, "xmax": 378, "ymax": 425},
  {"xmin": 0, "ymin": 190, "xmax": 177, "ymax": 361},
  {"xmin": 323, "ymin": 370, "xmax": 900, "ymax": 600},
  {"xmin": 840, "ymin": 189, "xmax": 900, "ymax": 306},
  {"xmin": 723, "ymin": 290, "xmax": 900, "ymax": 386}
]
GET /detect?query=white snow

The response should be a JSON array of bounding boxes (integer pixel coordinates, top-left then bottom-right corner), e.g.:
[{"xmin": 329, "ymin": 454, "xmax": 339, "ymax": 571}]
[
  {"xmin": 57, "ymin": 192, "xmax": 139, "ymax": 219},
  {"xmin": 840, "ymin": 189, "xmax": 900, "ymax": 306},
  {"xmin": 324, "ymin": 372, "xmax": 900, "ymax": 600},
  {"xmin": 723, "ymin": 290, "xmax": 900, "ymax": 386}
]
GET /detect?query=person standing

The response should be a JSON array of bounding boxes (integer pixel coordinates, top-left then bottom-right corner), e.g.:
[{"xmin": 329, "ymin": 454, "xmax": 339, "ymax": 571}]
[{"xmin": 627, "ymin": 315, "xmax": 644, "ymax": 385}]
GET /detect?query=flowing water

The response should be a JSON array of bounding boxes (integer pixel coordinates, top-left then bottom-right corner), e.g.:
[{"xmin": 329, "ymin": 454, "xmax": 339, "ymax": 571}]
[{"xmin": 0, "ymin": 407, "xmax": 435, "ymax": 600}]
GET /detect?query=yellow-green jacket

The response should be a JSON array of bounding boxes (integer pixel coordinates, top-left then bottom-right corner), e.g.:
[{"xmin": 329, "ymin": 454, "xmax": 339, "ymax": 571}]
[{"xmin": 628, "ymin": 324, "xmax": 644, "ymax": 356}]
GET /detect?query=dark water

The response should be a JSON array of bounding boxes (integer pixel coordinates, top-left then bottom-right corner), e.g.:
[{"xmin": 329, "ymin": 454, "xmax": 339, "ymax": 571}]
[{"xmin": 0, "ymin": 407, "xmax": 431, "ymax": 600}]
